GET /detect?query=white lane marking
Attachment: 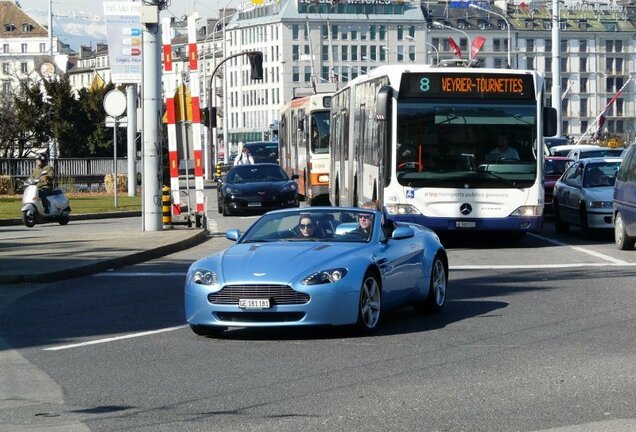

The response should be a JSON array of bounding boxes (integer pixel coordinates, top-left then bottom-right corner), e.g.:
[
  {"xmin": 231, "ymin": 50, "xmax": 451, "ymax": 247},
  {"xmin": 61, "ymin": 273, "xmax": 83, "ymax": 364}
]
[
  {"xmin": 207, "ymin": 217, "xmax": 219, "ymax": 233},
  {"xmin": 43, "ymin": 325, "xmax": 188, "ymax": 351},
  {"xmin": 451, "ymin": 262, "xmax": 636, "ymax": 270},
  {"xmin": 94, "ymin": 272, "xmax": 186, "ymax": 277},
  {"xmin": 529, "ymin": 233, "xmax": 629, "ymax": 265}
]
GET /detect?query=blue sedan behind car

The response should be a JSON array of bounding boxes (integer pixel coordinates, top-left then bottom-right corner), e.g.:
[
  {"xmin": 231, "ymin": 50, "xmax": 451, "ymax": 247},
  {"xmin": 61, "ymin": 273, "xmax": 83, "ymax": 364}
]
[
  {"xmin": 185, "ymin": 207, "xmax": 449, "ymax": 337},
  {"xmin": 217, "ymin": 163, "xmax": 299, "ymax": 216}
]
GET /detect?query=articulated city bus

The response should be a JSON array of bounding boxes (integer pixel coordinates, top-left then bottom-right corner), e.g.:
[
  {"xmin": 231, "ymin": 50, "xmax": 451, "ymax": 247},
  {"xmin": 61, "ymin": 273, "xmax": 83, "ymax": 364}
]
[
  {"xmin": 329, "ymin": 65, "xmax": 557, "ymax": 235},
  {"xmin": 279, "ymin": 93, "xmax": 333, "ymax": 205}
]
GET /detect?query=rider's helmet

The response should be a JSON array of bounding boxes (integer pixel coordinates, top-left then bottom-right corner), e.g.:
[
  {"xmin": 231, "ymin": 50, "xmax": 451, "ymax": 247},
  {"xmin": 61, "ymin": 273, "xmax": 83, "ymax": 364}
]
[{"xmin": 36, "ymin": 153, "xmax": 48, "ymax": 163}]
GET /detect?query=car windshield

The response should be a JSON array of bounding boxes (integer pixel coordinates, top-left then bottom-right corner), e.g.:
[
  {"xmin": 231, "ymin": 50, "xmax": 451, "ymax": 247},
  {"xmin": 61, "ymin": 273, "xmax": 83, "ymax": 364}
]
[
  {"xmin": 580, "ymin": 149, "xmax": 624, "ymax": 159},
  {"xmin": 583, "ymin": 162, "xmax": 621, "ymax": 188},
  {"xmin": 245, "ymin": 142, "xmax": 278, "ymax": 159},
  {"xmin": 227, "ymin": 165, "xmax": 287, "ymax": 183},
  {"xmin": 240, "ymin": 209, "xmax": 375, "ymax": 243},
  {"xmin": 545, "ymin": 159, "xmax": 571, "ymax": 176}
]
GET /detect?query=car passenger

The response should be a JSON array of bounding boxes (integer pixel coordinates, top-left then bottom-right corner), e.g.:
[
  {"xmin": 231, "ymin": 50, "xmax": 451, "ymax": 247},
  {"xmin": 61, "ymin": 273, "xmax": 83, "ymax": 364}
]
[{"xmin": 297, "ymin": 215, "xmax": 319, "ymax": 239}]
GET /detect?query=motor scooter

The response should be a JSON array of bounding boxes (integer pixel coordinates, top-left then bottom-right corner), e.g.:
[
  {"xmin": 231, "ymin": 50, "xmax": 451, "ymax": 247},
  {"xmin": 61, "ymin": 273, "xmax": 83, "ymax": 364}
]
[{"xmin": 20, "ymin": 177, "xmax": 71, "ymax": 227}]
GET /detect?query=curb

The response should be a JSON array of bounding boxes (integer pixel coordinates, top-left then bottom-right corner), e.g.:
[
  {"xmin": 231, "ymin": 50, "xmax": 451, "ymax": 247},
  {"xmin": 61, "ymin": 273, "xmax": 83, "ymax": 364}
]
[
  {"xmin": 0, "ymin": 229, "xmax": 206, "ymax": 284},
  {"xmin": 0, "ymin": 211, "xmax": 141, "ymax": 227}
]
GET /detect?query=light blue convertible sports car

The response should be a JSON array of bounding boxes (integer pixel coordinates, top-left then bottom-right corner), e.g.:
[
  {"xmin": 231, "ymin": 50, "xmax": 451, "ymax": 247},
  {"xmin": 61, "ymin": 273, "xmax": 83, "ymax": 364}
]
[{"xmin": 184, "ymin": 207, "xmax": 448, "ymax": 336}]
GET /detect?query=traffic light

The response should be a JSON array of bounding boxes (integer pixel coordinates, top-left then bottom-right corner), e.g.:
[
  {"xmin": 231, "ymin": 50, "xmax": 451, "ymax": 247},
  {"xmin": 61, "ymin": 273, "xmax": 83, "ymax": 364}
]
[
  {"xmin": 248, "ymin": 51, "xmax": 263, "ymax": 80},
  {"xmin": 200, "ymin": 107, "xmax": 217, "ymax": 128}
]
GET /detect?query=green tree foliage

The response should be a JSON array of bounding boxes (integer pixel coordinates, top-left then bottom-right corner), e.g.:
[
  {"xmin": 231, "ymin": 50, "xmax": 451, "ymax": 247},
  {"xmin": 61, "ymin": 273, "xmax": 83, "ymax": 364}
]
[
  {"xmin": 77, "ymin": 82, "xmax": 116, "ymax": 157},
  {"xmin": 0, "ymin": 77, "xmax": 123, "ymax": 158}
]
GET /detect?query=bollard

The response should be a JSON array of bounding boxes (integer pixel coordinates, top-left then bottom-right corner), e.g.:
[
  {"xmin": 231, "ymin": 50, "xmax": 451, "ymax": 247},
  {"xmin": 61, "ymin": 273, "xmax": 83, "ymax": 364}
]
[
  {"xmin": 162, "ymin": 186, "xmax": 172, "ymax": 228},
  {"xmin": 216, "ymin": 163, "xmax": 222, "ymax": 179}
]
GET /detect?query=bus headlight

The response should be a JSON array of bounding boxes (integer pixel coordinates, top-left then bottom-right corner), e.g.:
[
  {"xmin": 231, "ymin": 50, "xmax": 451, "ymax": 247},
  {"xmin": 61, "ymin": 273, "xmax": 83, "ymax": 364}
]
[
  {"xmin": 589, "ymin": 201, "xmax": 612, "ymax": 209},
  {"xmin": 385, "ymin": 204, "xmax": 422, "ymax": 215},
  {"xmin": 318, "ymin": 174, "xmax": 329, "ymax": 183},
  {"xmin": 509, "ymin": 206, "xmax": 542, "ymax": 217}
]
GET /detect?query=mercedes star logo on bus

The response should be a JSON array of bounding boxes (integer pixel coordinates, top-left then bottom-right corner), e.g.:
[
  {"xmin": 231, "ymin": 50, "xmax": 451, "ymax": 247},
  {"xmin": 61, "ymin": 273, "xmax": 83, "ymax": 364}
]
[{"xmin": 460, "ymin": 203, "xmax": 472, "ymax": 215}]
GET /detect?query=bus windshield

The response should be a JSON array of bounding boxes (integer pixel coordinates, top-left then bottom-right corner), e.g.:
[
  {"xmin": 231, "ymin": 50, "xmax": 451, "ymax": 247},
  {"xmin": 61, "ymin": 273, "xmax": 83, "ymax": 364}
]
[
  {"xmin": 310, "ymin": 111, "xmax": 330, "ymax": 154},
  {"xmin": 396, "ymin": 100, "xmax": 538, "ymax": 189}
]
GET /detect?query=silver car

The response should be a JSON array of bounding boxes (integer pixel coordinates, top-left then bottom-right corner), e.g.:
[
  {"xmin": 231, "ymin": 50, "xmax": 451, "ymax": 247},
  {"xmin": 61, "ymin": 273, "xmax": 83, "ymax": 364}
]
[{"xmin": 553, "ymin": 157, "xmax": 622, "ymax": 236}]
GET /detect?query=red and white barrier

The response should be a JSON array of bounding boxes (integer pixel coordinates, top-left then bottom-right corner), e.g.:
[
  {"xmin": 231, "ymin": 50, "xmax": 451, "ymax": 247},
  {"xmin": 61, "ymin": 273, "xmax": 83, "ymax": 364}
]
[{"xmin": 187, "ymin": 15, "xmax": 205, "ymax": 215}]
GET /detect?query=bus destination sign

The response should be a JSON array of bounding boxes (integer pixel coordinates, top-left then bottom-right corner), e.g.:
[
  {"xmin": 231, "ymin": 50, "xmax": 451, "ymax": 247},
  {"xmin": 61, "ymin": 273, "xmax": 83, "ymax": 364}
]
[{"xmin": 400, "ymin": 73, "xmax": 535, "ymax": 100}]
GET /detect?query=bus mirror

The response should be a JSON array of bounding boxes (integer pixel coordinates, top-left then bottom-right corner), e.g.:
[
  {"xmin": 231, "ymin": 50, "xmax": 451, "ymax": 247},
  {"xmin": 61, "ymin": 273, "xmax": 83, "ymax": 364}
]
[
  {"xmin": 543, "ymin": 107, "xmax": 557, "ymax": 137},
  {"xmin": 298, "ymin": 117, "xmax": 305, "ymax": 132},
  {"xmin": 375, "ymin": 86, "xmax": 392, "ymax": 121}
]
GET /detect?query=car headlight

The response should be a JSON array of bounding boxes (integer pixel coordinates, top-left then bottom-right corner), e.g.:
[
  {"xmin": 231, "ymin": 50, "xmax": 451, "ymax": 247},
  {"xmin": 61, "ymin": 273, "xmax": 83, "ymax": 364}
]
[
  {"xmin": 589, "ymin": 201, "xmax": 612, "ymax": 209},
  {"xmin": 301, "ymin": 268, "xmax": 347, "ymax": 285},
  {"xmin": 192, "ymin": 269, "xmax": 217, "ymax": 285},
  {"xmin": 385, "ymin": 204, "xmax": 422, "ymax": 215},
  {"xmin": 224, "ymin": 186, "xmax": 241, "ymax": 195},
  {"xmin": 509, "ymin": 206, "xmax": 542, "ymax": 217},
  {"xmin": 281, "ymin": 183, "xmax": 297, "ymax": 193}
]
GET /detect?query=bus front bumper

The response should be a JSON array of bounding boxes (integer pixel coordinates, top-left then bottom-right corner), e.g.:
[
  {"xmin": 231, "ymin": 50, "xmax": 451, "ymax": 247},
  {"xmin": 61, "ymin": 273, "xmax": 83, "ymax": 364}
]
[{"xmin": 391, "ymin": 215, "xmax": 543, "ymax": 233}]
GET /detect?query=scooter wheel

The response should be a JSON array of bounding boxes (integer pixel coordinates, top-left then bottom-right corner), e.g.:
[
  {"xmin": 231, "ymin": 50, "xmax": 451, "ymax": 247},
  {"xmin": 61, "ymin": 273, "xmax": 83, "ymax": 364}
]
[
  {"xmin": 22, "ymin": 210, "xmax": 36, "ymax": 228},
  {"xmin": 58, "ymin": 214, "xmax": 70, "ymax": 226}
]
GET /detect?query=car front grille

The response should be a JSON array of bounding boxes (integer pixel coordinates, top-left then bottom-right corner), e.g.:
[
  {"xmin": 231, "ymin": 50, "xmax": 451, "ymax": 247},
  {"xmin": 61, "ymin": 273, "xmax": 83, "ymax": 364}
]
[{"xmin": 208, "ymin": 284, "xmax": 310, "ymax": 305}]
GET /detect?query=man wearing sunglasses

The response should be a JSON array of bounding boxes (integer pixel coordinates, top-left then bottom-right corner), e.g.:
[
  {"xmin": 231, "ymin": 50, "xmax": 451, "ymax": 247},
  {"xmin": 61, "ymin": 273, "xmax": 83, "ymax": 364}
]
[{"xmin": 351, "ymin": 212, "xmax": 374, "ymax": 239}]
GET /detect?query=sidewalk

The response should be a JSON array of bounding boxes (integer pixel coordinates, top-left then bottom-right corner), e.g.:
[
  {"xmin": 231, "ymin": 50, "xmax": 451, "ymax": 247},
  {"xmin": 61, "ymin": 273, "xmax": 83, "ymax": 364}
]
[{"xmin": 0, "ymin": 213, "xmax": 207, "ymax": 284}]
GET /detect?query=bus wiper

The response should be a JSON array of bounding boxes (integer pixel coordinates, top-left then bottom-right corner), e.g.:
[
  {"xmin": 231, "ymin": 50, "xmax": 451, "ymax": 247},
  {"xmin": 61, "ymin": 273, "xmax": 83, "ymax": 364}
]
[{"xmin": 480, "ymin": 171, "xmax": 522, "ymax": 189}]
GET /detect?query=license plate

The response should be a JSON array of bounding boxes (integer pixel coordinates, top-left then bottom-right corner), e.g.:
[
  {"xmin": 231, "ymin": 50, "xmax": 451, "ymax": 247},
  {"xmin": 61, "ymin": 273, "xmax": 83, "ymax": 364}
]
[
  {"xmin": 238, "ymin": 298, "xmax": 270, "ymax": 309},
  {"xmin": 247, "ymin": 202, "xmax": 262, "ymax": 207},
  {"xmin": 456, "ymin": 221, "xmax": 476, "ymax": 228}
]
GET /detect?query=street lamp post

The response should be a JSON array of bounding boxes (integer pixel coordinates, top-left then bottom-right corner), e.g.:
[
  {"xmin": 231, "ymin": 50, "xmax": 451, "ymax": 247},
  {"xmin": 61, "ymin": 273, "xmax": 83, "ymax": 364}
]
[
  {"xmin": 432, "ymin": 21, "xmax": 472, "ymax": 64},
  {"xmin": 469, "ymin": 3, "xmax": 511, "ymax": 68},
  {"xmin": 221, "ymin": 0, "xmax": 233, "ymax": 165}
]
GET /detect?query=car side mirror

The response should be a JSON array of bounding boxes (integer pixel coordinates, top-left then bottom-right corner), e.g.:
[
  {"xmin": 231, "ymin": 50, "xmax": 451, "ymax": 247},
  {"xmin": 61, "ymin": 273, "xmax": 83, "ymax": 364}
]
[
  {"xmin": 291, "ymin": 174, "xmax": 299, "ymax": 180},
  {"xmin": 391, "ymin": 226, "xmax": 414, "ymax": 240},
  {"xmin": 225, "ymin": 229, "xmax": 241, "ymax": 241}
]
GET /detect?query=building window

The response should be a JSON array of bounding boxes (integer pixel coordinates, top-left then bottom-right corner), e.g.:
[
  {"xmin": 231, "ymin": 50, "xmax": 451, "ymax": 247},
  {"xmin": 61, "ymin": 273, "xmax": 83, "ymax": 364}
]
[
  {"xmin": 616, "ymin": 99, "xmax": 623, "ymax": 116},
  {"xmin": 493, "ymin": 39, "xmax": 501, "ymax": 52},
  {"xmin": 560, "ymin": 39, "xmax": 567, "ymax": 52},
  {"xmin": 370, "ymin": 45, "xmax": 377, "ymax": 61},
  {"xmin": 616, "ymin": 57, "xmax": 623, "ymax": 74},
  {"xmin": 21, "ymin": 43, "xmax": 27, "ymax": 53},
  {"xmin": 579, "ymin": 57, "xmax": 587, "ymax": 71},
  {"xmin": 351, "ymin": 45, "xmax": 358, "ymax": 61},
  {"xmin": 2, "ymin": 63, "xmax": 9, "ymax": 74},
  {"xmin": 292, "ymin": 66, "xmax": 299, "ymax": 82},
  {"xmin": 615, "ymin": 40, "xmax": 623, "ymax": 52},
  {"xmin": 408, "ymin": 45, "xmax": 415, "ymax": 62},
  {"xmin": 545, "ymin": 39, "xmax": 552, "ymax": 52},
  {"xmin": 545, "ymin": 60, "xmax": 551, "ymax": 72},
  {"xmin": 527, "ymin": 57, "xmax": 534, "ymax": 69},
  {"xmin": 304, "ymin": 66, "xmax": 311, "ymax": 82},
  {"xmin": 579, "ymin": 40, "xmax": 587, "ymax": 52},
  {"xmin": 341, "ymin": 45, "xmax": 348, "ymax": 61},
  {"xmin": 580, "ymin": 98, "xmax": 587, "ymax": 117},
  {"xmin": 351, "ymin": 30, "xmax": 357, "ymax": 40},
  {"xmin": 494, "ymin": 58, "xmax": 502, "ymax": 68},
  {"xmin": 603, "ymin": 22, "xmax": 617, "ymax": 32},
  {"xmin": 22, "ymin": 22, "xmax": 34, "ymax": 32},
  {"xmin": 331, "ymin": 25, "xmax": 338, "ymax": 40},
  {"xmin": 2, "ymin": 44, "xmax": 8, "ymax": 53},
  {"xmin": 581, "ymin": 120, "xmax": 588, "ymax": 133},
  {"xmin": 322, "ymin": 45, "xmax": 328, "ymax": 61},
  {"xmin": 292, "ymin": 45, "xmax": 299, "ymax": 61},
  {"xmin": 21, "ymin": 62, "xmax": 28, "ymax": 73},
  {"xmin": 408, "ymin": 25, "xmax": 415, "ymax": 39},
  {"xmin": 379, "ymin": 25, "xmax": 386, "ymax": 40},
  {"xmin": 578, "ymin": 21, "xmax": 587, "ymax": 31},
  {"xmin": 39, "ymin": 43, "xmax": 45, "ymax": 53},
  {"xmin": 605, "ymin": 40, "xmax": 614, "ymax": 52},
  {"xmin": 370, "ymin": 25, "xmax": 376, "ymax": 40},
  {"xmin": 396, "ymin": 25, "xmax": 403, "ymax": 41},
  {"xmin": 543, "ymin": 20, "xmax": 551, "ymax": 30},
  {"xmin": 4, "ymin": 24, "xmax": 16, "ymax": 32},
  {"xmin": 397, "ymin": 45, "xmax": 404, "ymax": 62},
  {"xmin": 292, "ymin": 24, "xmax": 299, "ymax": 40},
  {"xmin": 560, "ymin": 57, "xmax": 567, "ymax": 72},
  {"xmin": 527, "ymin": 39, "xmax": 534, "ymax": 51},
  {"xmin": 2, "ymin": 81, "xmax": 11, "ymax": 94},
  {"xmin": 580, "ymin": 77, "xmax": 587, "ymax": 93}
]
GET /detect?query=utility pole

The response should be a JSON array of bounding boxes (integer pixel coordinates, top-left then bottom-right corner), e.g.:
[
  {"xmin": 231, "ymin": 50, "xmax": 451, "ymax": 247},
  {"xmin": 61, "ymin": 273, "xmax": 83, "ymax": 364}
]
[
  {"xmin": 140, "ymin": 1, "xmax": 163, "ymax": 231},
  {"xmin": 551, "ymin": 0, "xmax": 562, "ymax": 137},
  {"xmin": 126, "ymin": 84, "xmax": 137, "ymax": 197},
  {"xmin": 48, "ymin": 0, "xmax": 53, "ymax": 56}
]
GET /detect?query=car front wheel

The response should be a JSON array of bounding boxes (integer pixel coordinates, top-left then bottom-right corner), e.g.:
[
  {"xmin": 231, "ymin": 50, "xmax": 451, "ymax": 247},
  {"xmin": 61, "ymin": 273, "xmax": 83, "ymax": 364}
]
[
  {"xmin": 356, "ymin": 272, "xmax": 381, "ymax": 333},
  {"xmin": 615, "ymin": 212, "xmax": 636, "ymax": 250}
]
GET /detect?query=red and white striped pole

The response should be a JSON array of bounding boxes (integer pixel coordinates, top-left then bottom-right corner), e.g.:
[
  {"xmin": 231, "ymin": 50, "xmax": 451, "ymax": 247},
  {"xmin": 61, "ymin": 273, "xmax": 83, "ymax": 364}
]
[
  {"xmin": 161, "ymin": 16, "xmax": 181, "ymax": 216},
  {"xmin": 187, "ymin": 15, "xmax": 205, "ymax": 215}
]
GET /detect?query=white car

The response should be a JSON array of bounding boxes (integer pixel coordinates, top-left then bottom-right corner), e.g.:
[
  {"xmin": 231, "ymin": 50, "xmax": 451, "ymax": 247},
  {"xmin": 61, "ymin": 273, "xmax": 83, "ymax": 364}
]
[
  {"xmin": 566, "ymin": 146, "xmax": 624, "ymax": 160},
  {"xmin": 549, "ymin": 144, "xmax": 600, "ymax": 157},
  {"xmin": 553, "ymin": 157, "xmax": 622, "ymax": 236}
]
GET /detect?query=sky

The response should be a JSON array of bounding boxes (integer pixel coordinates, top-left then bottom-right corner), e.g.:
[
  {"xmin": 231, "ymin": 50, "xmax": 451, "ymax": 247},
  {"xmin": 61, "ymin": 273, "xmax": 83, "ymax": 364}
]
[{"xmin": 16, "ymin": 0, "xmax": 229, "ymax": 49}]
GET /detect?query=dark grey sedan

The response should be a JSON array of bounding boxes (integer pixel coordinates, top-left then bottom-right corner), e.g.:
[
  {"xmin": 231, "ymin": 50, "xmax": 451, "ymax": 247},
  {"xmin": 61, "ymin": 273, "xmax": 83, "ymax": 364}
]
[{"xmin": 217, "ymin": 164, "xmax": 299, "ymax": 216}]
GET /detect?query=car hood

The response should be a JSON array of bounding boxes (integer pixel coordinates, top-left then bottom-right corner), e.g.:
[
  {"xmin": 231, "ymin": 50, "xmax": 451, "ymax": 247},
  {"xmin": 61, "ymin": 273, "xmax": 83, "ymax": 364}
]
[
  {"xmin": 219, "ymin": 242, "xmax": 360, "ymax": 283},
  {"xmin": 225, "ymin": 181, "xmax": 290, "ymax": 193},
  {"xmin": 584, "ymin": 187, "xmax": 614, "ymax": 201}
]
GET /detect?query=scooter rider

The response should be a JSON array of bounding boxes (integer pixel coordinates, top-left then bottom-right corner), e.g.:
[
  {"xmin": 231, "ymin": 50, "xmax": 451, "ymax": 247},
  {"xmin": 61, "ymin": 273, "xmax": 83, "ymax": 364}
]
[{"xmin": 32, "ymin": 153, "xmax": 54, "ymax": 213}]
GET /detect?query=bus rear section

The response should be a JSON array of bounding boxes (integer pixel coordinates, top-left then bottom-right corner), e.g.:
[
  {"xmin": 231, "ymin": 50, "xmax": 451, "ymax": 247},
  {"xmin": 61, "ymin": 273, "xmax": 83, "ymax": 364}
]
[{"xmin": 279, "ymin": 93, "xmax": 332, "ymax": 205}]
